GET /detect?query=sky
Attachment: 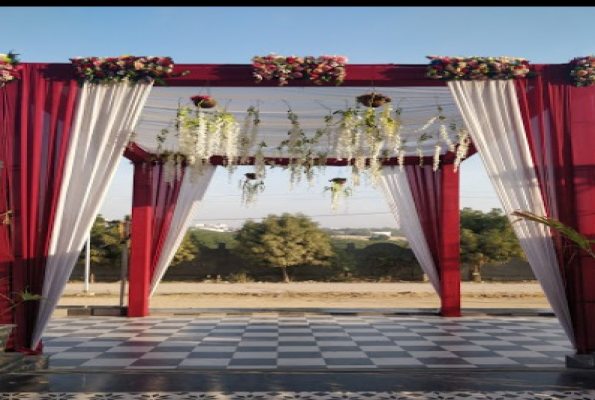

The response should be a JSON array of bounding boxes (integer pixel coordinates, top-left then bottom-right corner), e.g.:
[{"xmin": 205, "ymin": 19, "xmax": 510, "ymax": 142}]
[{"xmin": 2, "ymin": 6, "xmax": 594, "ymax": 229}]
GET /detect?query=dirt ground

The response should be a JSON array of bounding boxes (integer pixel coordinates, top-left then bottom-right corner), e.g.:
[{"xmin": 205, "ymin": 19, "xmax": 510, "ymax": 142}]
[{"xmin": 56, "ymin": 281, "xmax": 551, "ymax": 312}]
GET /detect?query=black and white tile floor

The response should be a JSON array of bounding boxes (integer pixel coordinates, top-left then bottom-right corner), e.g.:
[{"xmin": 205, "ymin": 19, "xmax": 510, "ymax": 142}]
[
  {"xmin": 42, "ymin": 314, "xmax": 572, "ymax": 370},
  {"xmin": 3, "ymin": 313, "xmax": 595, "ymax": 400}
]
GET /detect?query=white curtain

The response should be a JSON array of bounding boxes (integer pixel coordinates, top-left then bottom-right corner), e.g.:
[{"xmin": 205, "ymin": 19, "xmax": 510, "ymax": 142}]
[
  {"xmin": 380, "ymin": 166, "xmax": 441, "ymax": 295},
  {"xmin": 32, "ymin": 81, "xmax": 154, "ymax": 348},
  {"xmin": 150, "ymin": 166, "xmax": 217, "ymax": 297},
  {"xmin": 448, "ymin": 80, "xmax": 575, "ymax": 347}
]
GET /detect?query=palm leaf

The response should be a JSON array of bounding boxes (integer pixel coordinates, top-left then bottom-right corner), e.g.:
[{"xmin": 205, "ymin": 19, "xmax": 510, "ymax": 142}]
[{"xmin": 511, "ymin": 210, "xmax": 595, "ymax": 259}]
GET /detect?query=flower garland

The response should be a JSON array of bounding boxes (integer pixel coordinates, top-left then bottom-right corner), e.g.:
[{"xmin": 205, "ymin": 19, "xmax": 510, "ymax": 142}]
[
  {"xmin": 0, "ymin": 51, "xmax": 21, "ymax": 87},
  {"xmin": 252, "ymin": 53, "xmax": 348, "ymax": 86},
  {"xmin": 70, "ymin": 55, "xmax": 187, "ymax": 86},
  {"xmin": 569, "ymin": 56, "xmax": 595, "ymax": 87},
  {"xmin": 426, "ymin": 56, "xmax": 531, "ymax": 81}
]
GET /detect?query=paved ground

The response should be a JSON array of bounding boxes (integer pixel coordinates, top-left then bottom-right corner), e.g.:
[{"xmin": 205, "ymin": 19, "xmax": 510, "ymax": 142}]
[{"xmin": 57, "ymin": 281, "xmax": 550, "ymax": 312}]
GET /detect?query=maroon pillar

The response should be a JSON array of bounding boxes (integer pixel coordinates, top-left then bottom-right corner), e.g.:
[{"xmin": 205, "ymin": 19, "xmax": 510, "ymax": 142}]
[
  {"xmin": 128, "ymin": 162, "xmax": 153, "ymax": 317},
  {"xmin": 439, "ymin": 164, "xmax": 461, "ymax": 317},
  {"xmin": 567, "ymin": 88, "xmax": 595, "ymax": 354}
]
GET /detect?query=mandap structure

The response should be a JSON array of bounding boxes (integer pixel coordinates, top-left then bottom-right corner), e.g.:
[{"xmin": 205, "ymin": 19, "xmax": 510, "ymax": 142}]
[{"xmin": 1, "ymin": 53, "xmax": 595, "ymax": 368}]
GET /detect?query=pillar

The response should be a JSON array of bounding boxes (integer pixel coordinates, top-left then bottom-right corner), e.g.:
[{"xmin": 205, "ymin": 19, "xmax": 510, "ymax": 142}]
[
  {"xmin": 128, "ymin": 162, "xmax": 153, "ymax": 317},
  {"xmin": 439, "ymin": 163, "xmax": 461, "ymax": 317}
]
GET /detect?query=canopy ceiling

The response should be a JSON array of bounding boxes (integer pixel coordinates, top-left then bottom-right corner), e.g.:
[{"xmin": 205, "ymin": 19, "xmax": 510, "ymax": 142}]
[
  {"xmin": 133, "ymin": 85, "xmax": 465, "ymax": 158},
  {"xmin": 129, "ymin": 64, "xmax": 468, "ymax": 161}
]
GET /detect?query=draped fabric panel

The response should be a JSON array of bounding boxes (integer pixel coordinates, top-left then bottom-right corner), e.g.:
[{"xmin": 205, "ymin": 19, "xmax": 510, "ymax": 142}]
[
  {"xmin": 150, "ymin": 166, "xmax": 216, "ymax": 297},
  {"xmin": 448, "ymin": 79, "xmax": 575, "ymax": 347},
  {"xmin": 0, "ymin": 84, "xmax": 18, "ymax": 328},
  {"xmin": 515, "ymin": 65, "xmax": 595, "ymax": 353},
  {"xmin": 380, "ymin": 166, "xmax": 441, "ymax": 294},
  {"xmin": 31, "ymin": 80, "xmax": 154, "ymax": 349},
  {"xmin": 0, "ymin": 64, "xmax": 79, "ymax": 353},
  {"xmin": 404, "ymin": 165, "xmax": 442, "ymax": 270},
  {"xmin": 149, "ymin": 163, "xmax": 185, "ymax": 281}
]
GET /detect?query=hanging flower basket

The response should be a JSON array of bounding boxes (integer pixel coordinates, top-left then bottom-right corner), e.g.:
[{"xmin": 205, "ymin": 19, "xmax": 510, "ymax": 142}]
[
  {"xmin": 239, "ymin": 172, "xmax": 265, "ymax": 207},
  {"xmin": 356, "ymin": 92, "xmax": 392, "ymax": 108},
  {"xmin": 191, "ymin": 95, "xmax": 218, "ymax": 109},
  {"xmin": 325, "ymin": 178, "xmax": 352, "ymax": 212},
  {"xmin": 330, "ymin": 177, "xmax": 347, "ymax": 185}
]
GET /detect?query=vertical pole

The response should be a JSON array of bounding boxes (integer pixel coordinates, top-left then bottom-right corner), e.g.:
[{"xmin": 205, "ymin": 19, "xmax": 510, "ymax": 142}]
[
  {"xmin": 439, "ymin": 164, "xmax": 461, "ymax": 317},
  {"xmin": 128, "ymin": 163, "xmax": 153, "ymax": 317},
  {"xmin": 84, "ymin": 235, "xmax": 90, "ymax": 293},
  {"xmin": 119, "ymin": 241, "xmax": 128, "ymax": 308}
]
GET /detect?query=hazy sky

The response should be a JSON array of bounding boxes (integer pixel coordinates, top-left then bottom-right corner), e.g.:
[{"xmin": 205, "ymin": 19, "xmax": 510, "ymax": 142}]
[{"xmin": 2, "ymin": 6, "xmax": 593, "ymax": 228}]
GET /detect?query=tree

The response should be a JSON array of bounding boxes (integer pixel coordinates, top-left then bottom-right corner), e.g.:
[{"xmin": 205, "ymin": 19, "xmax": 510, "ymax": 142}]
[
  {"xmin": 81, "ymin": 214, "xmax": 123, "ymax": 267},
  {"xmin": 356, "ymin": 242, "xmax": 418, "ymax": 280},
  {"xmin": 187, "ymin": 228, "xmax": 237, "ymax": 249},
  {"xmin": 170, "ymin": 231, "xmax": 199, "ymax": 267},
  {"xmin": 460, "ymin": 208, "xmax": 525, "ymax": 282},
  {"xmin": 233, "ymin": 213, "xmax": 334, "ymax": 283}
]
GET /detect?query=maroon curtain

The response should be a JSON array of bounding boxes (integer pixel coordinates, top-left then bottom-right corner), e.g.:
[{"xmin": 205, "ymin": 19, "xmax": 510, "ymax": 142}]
[
  {"xmin": 0, "ymin": 85, "xmax": 17, "ymax": 327},
  {"xmin": 149, "ymin": 162, "xmax": 185, "ymax": 279},
  {"xmin": 515, "ymin": 65, "xmax": 595, "ymax": 353},
  {"xmin": 405, "ymin": 164, "xmax": 442, "ymax": 268},
  {"xmin": 128, "ymin": 161, "xmax": 184, "ymax": 317},
  {"xmin": 0, "ymin": 64, "xmax": 78, "ymax": 353}
]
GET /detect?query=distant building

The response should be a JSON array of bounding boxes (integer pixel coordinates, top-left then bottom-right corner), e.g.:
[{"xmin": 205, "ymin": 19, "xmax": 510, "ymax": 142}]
[
  {"xmin": 194, "ymin": 223, "xmax": 231, "ymax": 232},
  {"xmin": 371, "ymin": 231, "xmax": 392, "ymax": 237}
]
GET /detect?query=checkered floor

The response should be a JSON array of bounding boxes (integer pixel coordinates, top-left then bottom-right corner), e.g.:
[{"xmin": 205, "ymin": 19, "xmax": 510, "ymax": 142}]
[{"xmin": 42, "ymin": 313, "xmax": 574, "ymax": 370}]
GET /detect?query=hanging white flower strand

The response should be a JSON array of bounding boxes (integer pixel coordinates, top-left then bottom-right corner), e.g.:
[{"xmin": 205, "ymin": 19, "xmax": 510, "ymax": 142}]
[
  {"xmin": 433, "ymin": 144, "xmax": 441, "ymax": 171},
  {"xmin": 454, "ymin": 127, "xmax": 471, "ymax": 172},
  {"xmin": 175, "ymin": 103, "xmax": 241, "ymax": 178},
  {"xmin": 238, "ymin": 105, "xmax": 260, "ymax": 164}
]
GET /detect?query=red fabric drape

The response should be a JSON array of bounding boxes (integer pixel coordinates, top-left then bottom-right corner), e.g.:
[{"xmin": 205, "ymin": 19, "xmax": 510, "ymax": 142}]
[
  {"xmin": 405, "ymin": 165, "xmax": 442, "ymax": 267},
  {"xmin": 149, "ymin": 162, "xmax": 185, "ymax": 279},
  {"xmin": 128, "ymin": 161, "xmax": 185, "ymax": 317},
  {"xmin": 0, "ymin": 84, "xmax": 17, "ymax": 327},
  {"xmin": 0, "ymin": 64, "xmax": 78, "ymax": 353},
  {"xmin": 515, "ymin": 65, "xmax": 595, "ymax": 353},
  {"xmin": 405, "ymin": 163, "xmax": 461, "ymax": 316}
]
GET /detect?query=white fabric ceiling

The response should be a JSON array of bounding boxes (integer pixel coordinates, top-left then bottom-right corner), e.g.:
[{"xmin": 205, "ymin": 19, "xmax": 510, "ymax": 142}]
[{"xmin": 133, "ymin": 85, "xmax": 465, "ymax": 158}]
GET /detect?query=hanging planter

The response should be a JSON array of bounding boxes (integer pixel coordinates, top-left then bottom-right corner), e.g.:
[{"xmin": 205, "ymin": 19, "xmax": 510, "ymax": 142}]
[
  {"xmin": 325, "ymin": 177, "xmax": 352, "ymax": 212},
  {"xmin": 329, "ymin": 177, "xmax": 347, "ymax": 185},
  {"xmin": 190, "ymin": 95, "xmax": 218, "ymax": 109},
  {"xmin": 240, "ymin": 172, "xmax": 265, "ymax": 207},
  {"xmin": 356, "ymin": 92, "xmax": 392, "ymax": 108}
]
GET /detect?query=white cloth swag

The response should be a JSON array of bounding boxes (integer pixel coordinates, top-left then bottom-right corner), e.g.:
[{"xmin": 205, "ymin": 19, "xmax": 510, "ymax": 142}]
[
  {"xmin": 32, "ymin": 81, "xmax": 154, "ymax": 348},
  {"xmin": 448, "ymin": 80, "xmax": 575, "ymax": 347},
  {"xmin": 149, "ymin": 166, "xmax": 217, "ymax": 297},
  {"xmin": 380, "ymin": 166, "xmax": 441, "ymax": 295}
]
